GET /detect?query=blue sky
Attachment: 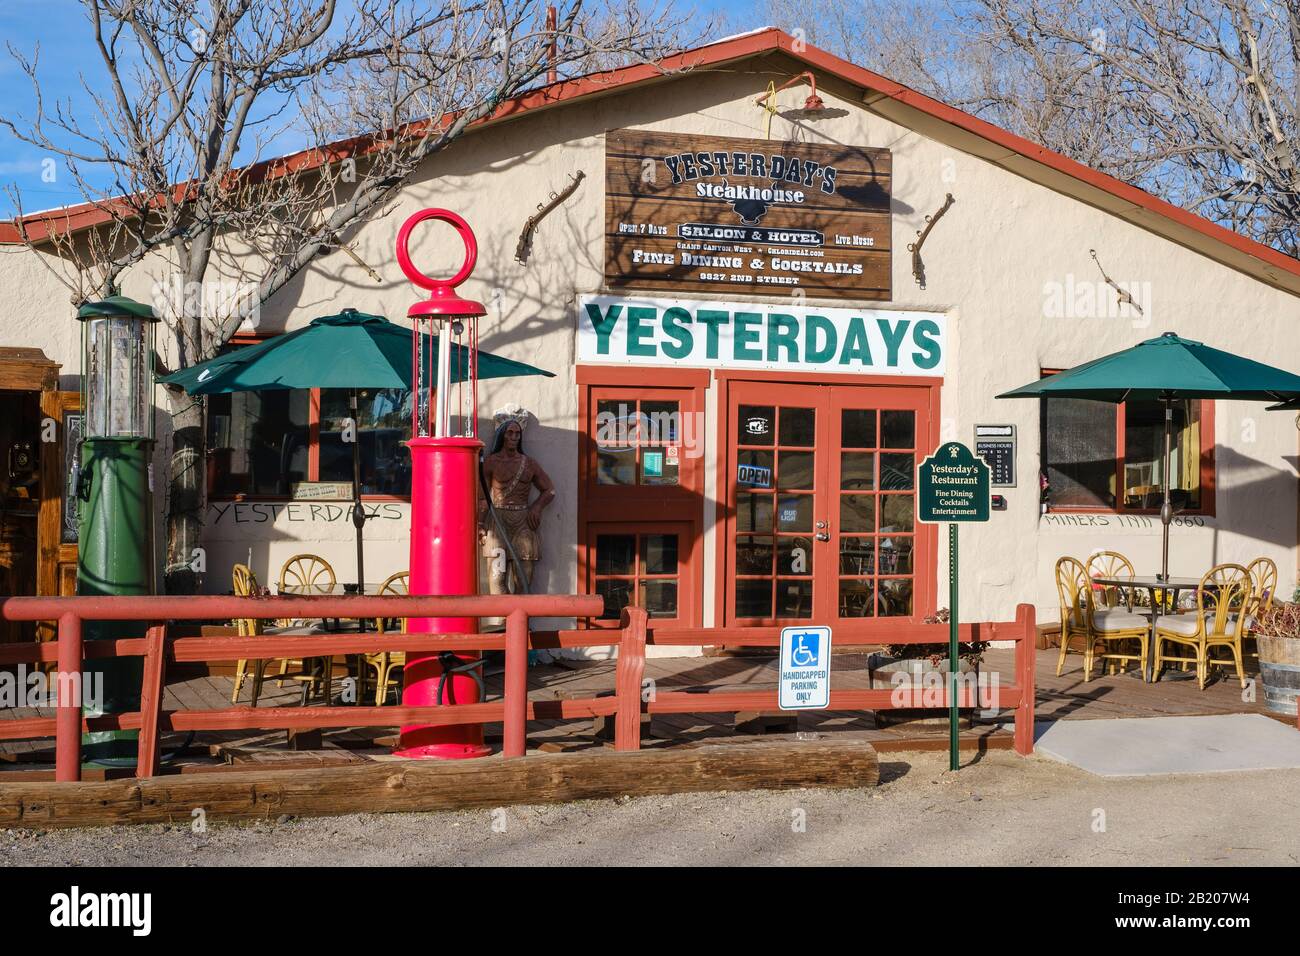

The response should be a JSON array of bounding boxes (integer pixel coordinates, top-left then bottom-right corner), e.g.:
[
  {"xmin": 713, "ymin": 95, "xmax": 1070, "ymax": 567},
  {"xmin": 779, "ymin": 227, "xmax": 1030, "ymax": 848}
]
[{"xmin": 0, "ymin": 0, "xmax": 774, "ymax": 216}]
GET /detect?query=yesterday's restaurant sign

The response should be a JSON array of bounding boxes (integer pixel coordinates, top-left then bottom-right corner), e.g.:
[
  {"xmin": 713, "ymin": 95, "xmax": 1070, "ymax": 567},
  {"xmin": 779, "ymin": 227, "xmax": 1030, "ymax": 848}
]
[
  {"xmin": 605, "ymin": 129, "xmax": 892, "ymax": 300},
  {"xmin": 578, "ymin": 295, "xmax": 946, "ymax": 376}
]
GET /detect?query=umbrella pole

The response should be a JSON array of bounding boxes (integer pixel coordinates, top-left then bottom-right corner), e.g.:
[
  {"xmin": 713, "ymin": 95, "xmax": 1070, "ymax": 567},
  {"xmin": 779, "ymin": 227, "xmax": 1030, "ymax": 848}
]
[
  {"xmin": 1159, "ymin": 397, "xmax": 1173, "ymax": 581},
  {"xmin": 351, "ymin": 389, "xmax": 366, "ymax": 596}
]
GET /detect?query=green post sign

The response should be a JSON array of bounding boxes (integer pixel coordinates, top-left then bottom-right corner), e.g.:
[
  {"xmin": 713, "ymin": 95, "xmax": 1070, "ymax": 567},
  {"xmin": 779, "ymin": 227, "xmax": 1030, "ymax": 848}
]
[{"xmin": 917, "ymin": 442, "xmax": 991, "ymax": 771}]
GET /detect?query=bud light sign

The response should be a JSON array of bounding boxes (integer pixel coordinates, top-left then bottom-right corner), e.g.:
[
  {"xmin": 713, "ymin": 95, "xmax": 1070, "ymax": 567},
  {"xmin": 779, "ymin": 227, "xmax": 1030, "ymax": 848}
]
[{"xmin": 778, "ymin": 625, "xmax": 832, "ymax": 710}]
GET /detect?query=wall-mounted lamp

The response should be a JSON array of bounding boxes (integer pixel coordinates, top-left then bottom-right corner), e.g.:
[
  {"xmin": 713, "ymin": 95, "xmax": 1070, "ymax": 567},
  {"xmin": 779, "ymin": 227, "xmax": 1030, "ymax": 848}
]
[{"xmin": 755, "ymin": 72, "xmax": 836, "ymax": 137}]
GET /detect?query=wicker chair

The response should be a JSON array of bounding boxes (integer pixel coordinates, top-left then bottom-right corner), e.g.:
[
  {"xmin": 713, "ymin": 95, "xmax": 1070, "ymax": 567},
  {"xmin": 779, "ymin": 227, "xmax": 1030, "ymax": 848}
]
[
  {"xmin": 1056, "ymin": 555, "xmax": 1150, "ymax": 681},
  {"xmin": 365, "ymin": 571, "xmax": 409, "ymax": 705},
  {"xmin": 1243, "ymin": 556, "xmax": 1278, "ymax": 664},
  {"xmin": 1153, "ymin": 563, "xmax": 1252, "ymax": 689}
]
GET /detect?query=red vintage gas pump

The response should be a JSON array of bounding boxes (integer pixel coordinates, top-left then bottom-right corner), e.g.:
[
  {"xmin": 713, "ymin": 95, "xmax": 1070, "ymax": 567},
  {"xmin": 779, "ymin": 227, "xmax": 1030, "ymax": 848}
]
[{"xmin": 393, "ymin": 209, "xmax": 491, "ymax": 759}]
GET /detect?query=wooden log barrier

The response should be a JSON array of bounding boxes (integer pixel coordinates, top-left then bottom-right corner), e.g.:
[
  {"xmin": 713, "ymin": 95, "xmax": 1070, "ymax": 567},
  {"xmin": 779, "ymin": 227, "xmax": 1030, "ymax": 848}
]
[{"xmin": 0, "ymin": 738, "xmax": 879, "ymax": 828}]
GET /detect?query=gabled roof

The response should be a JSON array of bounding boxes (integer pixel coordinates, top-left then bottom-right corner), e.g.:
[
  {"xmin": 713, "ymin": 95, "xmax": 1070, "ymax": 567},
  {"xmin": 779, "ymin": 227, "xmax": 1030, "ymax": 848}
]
[{"xmin": 6, "ymin": 27, "xmax": 1300, "ymax": 296}]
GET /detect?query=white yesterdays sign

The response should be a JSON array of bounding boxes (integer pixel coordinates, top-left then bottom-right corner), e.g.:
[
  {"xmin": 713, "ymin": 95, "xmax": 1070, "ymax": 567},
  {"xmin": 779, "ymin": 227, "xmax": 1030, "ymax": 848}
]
[{"xmin": 578, "ymin": 295, "xmax": 946, "ymax": 375}]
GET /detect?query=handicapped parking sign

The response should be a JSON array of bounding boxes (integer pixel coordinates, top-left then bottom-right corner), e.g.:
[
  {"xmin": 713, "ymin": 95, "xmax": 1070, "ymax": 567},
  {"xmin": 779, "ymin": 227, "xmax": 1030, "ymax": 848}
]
[{"xmin": 778, "ymin": 625, "xmax": 832, "ymax": 710}]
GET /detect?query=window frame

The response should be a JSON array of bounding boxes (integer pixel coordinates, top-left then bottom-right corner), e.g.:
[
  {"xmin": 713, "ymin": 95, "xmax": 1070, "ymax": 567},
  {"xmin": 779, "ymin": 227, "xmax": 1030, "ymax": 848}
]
[
  {"xmin": 1039, "ymin": 368, "xmax": 1216, "ymax": 517},
  {"xmin": 206, "ymin": 333, "xmax": 413, "ymax": 503}
]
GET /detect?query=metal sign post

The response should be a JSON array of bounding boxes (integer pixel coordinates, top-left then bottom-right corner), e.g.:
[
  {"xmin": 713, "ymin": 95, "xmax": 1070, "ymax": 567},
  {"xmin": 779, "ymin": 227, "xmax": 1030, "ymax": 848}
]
[{"xmin": 917, "ymin": 442, "xmax": 991, "ymax": 772}]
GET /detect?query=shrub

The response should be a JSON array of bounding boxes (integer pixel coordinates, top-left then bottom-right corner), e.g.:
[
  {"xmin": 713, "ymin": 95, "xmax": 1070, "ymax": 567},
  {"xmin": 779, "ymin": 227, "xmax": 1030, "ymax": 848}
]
[
  {"xmin": 1255, "ymin": 602, "xmax": 1300, "ymax": 640},
  {"xmin": 877, "ymin": 608, "xmax": 990, "ymax": 667}
]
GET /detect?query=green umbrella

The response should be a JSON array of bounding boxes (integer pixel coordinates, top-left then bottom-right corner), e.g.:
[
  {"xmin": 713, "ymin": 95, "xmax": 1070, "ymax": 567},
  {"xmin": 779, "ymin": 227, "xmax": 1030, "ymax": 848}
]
[
  {"xmin": 998, "ymin": 332, "xmax": 1300, "ymax": 579},
  {"xmin": 160, "ymin": 308, "xmax": 549, "ymax": 394},
  {"xmin": 161, "ymin": 308, "xmax": 553, "ymax": 591}
]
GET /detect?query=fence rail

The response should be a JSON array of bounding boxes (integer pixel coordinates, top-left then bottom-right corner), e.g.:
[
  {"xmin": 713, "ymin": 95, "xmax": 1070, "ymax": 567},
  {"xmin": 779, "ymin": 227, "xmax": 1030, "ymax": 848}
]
[{"xmin": 0, "ymin": 594, "xmax": 1035, "ymax": 783}]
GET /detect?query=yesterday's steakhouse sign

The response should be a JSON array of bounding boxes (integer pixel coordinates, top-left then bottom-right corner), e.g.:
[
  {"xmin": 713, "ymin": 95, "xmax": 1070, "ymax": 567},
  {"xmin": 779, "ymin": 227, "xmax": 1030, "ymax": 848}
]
[{"xmin": 605, "ymin": 129, "xmax": 892, "ymax": 300}]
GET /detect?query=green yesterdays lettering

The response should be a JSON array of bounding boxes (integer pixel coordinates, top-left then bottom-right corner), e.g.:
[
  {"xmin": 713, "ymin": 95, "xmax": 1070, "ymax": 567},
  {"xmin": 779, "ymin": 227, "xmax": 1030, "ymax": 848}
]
[{"xmin": 584, "ymin": 302, "xmax": 942, "ymax": 370}]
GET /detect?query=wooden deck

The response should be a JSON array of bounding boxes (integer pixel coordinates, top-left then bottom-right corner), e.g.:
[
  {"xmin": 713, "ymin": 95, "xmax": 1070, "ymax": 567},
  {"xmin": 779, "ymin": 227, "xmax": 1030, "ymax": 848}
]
[{"xmin": 0, "ymin": 643, "xmax": 1275, "ymax": 779}]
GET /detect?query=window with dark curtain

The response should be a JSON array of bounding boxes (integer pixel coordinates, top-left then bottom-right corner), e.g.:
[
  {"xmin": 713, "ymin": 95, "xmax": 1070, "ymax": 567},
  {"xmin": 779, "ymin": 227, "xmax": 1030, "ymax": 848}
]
[{"xmin": 1042, "ymin": 396, "xmax": 1116, "ymax": 509}]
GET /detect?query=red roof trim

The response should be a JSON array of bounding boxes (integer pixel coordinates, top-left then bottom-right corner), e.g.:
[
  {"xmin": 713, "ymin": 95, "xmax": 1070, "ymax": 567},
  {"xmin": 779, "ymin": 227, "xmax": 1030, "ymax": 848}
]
[{"xmin": 5, "ymin": 26, "xmax": 1299, "ymax": 287}]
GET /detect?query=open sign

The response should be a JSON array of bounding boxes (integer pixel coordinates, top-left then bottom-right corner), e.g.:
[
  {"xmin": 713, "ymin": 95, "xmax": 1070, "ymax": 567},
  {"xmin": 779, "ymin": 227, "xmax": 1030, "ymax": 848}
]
[{"xmin": 737, "ymin": 463, "xmax": 772, "ymax": 487}]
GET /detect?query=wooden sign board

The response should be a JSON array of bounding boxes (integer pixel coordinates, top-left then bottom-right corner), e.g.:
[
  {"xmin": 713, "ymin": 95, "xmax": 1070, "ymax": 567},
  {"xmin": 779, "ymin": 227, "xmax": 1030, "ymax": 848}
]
[{"xmin": 605, "ymin": 129, "xmax": 892, "ymax": 301}]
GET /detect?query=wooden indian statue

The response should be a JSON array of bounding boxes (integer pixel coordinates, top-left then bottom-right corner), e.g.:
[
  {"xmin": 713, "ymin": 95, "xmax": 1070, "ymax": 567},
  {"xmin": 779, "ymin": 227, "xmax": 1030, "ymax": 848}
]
[{"xmin": 478, "ymin": 408, "xmax": 555, "ymax": 595}]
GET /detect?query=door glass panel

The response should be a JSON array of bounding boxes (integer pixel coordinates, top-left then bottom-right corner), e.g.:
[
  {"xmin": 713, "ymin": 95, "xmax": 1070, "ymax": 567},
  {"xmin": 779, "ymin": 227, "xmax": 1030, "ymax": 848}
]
[
  {"xmin": 776, "ymin": 494, "xmax": 813, "ymax": 532},
  {"xmin": 641, "ymin": 534, "xmax": 678, "ymax": 575},
  {"xmin": 737, "ymin": 449, "xmax": 775, "ymax": 489},
  {"xmin": 595, "ymin": 534, "xmax": 635, "ymax": 574},
  {"xmin": 842, "ymin": 409, "xmax": 877, "ymax": 448},
  {"xmin": 878, "ymin": 578, "xmax": 913, "ymax": 616},
  {"xmin": 840, "ymin": 452, "xmax": 874, "ymax": 490},
  {"xmin": 878, "ymin": 535, "xmax": 913, "ymax": 574},
  {"xmin": 779, "ymin": 407, "xmax": 816, "ymax": 446},
  {"xmin": 880, "ymin": 494, "xmax": 915, "ymax": 532},
  {"xmin": 641, "ymin": 579, "xmax": 679, "ymax": 617},
  {"xmin": 839, "ymin": 537, "xmax": 874, "ymax": 574},
  {"xmin": 879, "ymin": 453, "xmax": 914, "ymax": 490},
  {"xmin": 778, "ymin": 450, "xmax": 815, "ymax": 489},
  {"xmin": 595, "ymin": 579, "xmax": 632, "ymax": 619},
  {"xmin": 778, "ymin": 537, "xmax": 813, "ymax": 574},
  {"xmin": 735, "ymin": 578, "xmax": 773, "ymax": 618},
  {"xmin": 639, "ymin": 401, "xmax": 680, "ymax": 444},
  {"xmin": 738, "ymin": 405, "xmax": 775, "ymax": 446},
  {"xmin": 737, "ymin": 494, "xmax": 774, "ymax": 532},
  {"xmin": 776, "ymin": 579, "xmax": 813, "ymax": 618},
  {"xmin": 840, "ymin": 494, "xmax": 875, "ymax": 532},
  {"xmin": 839, "ymin": 579, "xmax": 875, "ymax": 617},
  {"xmin": 881, "ymin": 410, "xmax": 915, "ymax": 448},
  {"xmin": 736, "ymin": 535, "xmax": 773, "ymax": 574}
]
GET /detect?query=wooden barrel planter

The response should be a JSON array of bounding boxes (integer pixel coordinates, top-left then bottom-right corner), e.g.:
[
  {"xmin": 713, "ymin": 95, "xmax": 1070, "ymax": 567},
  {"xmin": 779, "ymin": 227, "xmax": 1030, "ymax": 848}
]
[{"xmin": 1254, "ymin": 603, "xmax": 1300, "ymax": 717}]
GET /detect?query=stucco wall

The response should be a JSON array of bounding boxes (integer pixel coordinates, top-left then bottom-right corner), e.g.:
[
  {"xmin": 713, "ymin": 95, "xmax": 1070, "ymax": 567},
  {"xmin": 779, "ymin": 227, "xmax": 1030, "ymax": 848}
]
[{"xmin": 3, "ymin": 52, "xmax": 1297, "ymax": 632}]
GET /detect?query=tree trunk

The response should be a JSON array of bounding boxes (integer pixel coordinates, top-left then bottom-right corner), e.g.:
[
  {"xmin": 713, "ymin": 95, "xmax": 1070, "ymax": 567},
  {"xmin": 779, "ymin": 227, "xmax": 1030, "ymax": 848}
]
[{"xmin": 164, "ymin": 392, "xmax": 205, "ymax": 594}]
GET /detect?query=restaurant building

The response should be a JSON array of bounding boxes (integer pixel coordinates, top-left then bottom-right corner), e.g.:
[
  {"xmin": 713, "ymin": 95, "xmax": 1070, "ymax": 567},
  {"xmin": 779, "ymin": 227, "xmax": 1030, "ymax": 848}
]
[{"xmin": 2, "ymin": 28, "xmax": 1299, "ymax": 649}]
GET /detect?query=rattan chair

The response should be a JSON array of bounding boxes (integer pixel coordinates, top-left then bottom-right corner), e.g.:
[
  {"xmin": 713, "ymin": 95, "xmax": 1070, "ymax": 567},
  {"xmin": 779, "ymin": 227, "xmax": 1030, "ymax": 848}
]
[
  {"xmin": 1086, "ymin": 550, "xmax": 1139, "ymax": 610},
  {"xmin": 276, "ymin": 553, "xmax": 337, "ymax": 698},
  {"xmin": 230, "ymin": 564, "xmax": 268, "ymax": 704},
  {"xmin": 365, "ymin": 571, "xmax": 409, "ymax": 705},
  {"xmin": 1243, "ymin": 556, "xmax": 1278, "ymax": 663},
  {"xmin": 1153, "ymin": 563, "xmax": 1252, "ymax": 689},
  {"xmin": 1056, "ymin": 555, "xmax": 1150, "ymax": 681}
]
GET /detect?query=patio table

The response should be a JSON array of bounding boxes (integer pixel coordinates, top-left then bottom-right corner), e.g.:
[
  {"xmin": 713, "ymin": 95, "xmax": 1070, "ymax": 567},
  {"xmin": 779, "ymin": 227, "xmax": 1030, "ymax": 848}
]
[{"xmin": 1090, "ymin": 574, "xmax": 1209, "ymax": 681}]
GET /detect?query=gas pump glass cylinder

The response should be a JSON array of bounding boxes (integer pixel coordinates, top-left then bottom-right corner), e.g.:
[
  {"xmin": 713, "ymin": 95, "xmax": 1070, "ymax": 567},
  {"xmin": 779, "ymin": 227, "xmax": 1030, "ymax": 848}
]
[
  {"xmin": 77, "ymin": 296, "xmax": 158, "ymax": 440},
  {"xmin": 83, "ymin": 316, "xmax": 154, "ymax": 438}
]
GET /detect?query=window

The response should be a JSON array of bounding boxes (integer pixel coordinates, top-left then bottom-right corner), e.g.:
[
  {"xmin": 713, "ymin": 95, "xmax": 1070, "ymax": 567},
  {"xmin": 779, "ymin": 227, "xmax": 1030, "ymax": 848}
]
[
  {"xmin": 1041, "ymin": 377, "xmax": 1211, "ymax": 513},
  {"xmin": 207, "ymin": 341, "xmax": 412, "ymax": 499},
  {"xmin": 318, "ymin": 388, "xmax": 413, "ymax": 495},
  {"xmin": 595, "ymin": 398, "xmax": 682, "ymax": 486},
  {"xmin": 208, "ymin": 390, "xmax": 310, "ymax": 498},
  {"xmin": 592, "ymin": 531, "xmax": 681, "ymax": 620}
]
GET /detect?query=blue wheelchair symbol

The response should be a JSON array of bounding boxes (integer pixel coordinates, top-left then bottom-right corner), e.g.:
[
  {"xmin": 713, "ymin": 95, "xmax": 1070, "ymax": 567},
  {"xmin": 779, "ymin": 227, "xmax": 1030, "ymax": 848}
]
[{"xmin": 789, "ymin": 632, "xmax": 821, "ymax": 668}]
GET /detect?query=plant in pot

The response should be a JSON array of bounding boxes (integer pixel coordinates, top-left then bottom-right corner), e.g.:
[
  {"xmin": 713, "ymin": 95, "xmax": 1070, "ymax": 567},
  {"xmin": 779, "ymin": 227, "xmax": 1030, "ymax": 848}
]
[
  {"xmin": 1252, "ymin": 602, "xmax": 1300, "ymax": 716},
  {"xmin": 867, "ymin": 609, "xmax": 992, "ymax": 728}
]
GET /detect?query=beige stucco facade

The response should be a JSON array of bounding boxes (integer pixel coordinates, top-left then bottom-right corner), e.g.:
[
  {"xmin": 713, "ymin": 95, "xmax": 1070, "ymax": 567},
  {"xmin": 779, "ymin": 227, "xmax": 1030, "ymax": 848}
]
[{"xmin": 3, "ymin": 46, "xmax": 1298, "ymax": 639}]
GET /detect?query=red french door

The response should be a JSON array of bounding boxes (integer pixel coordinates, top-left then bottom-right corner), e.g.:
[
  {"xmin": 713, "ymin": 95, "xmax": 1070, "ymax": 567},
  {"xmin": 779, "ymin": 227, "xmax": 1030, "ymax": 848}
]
[{"xmin": 724, "ymin": 380, "xmax": 936, "ymax": 631}]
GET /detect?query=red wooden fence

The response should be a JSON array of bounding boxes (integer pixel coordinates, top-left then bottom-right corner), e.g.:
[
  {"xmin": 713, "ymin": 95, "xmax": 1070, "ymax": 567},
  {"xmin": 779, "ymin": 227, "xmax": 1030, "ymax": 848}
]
[{"xmin": 0, "ymin": 594, "xmax": 1035, "ymax": 782}]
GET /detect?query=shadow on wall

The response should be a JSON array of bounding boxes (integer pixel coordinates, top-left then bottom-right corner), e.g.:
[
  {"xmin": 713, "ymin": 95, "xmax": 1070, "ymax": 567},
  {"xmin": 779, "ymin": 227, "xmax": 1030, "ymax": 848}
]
[{"xmin": 1211, "ymin": 445, "xmax": 1300, "ymax": 556}]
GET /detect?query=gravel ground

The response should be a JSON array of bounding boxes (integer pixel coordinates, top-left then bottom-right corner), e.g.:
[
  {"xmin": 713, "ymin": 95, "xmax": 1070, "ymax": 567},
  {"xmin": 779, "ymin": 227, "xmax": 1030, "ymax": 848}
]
[{"xmin": 2, "ymin": 751, "xmax": 1298, "ymax": 866}]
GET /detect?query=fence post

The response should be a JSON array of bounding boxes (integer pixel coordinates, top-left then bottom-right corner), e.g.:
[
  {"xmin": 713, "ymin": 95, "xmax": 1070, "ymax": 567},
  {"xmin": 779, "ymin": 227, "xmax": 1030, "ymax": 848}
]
[
  {"xmin": 136, "ymin": 623, "xmax": 168, "ymax": 779},
  {"xmin": 502, "ymin": 609, "xmax": 528, "ymax": 758},
  {"xmin": 1014, "ymin": 603, "xmax": 1036, "ymax": 756},
  {"xmin": 615, "ymin": 606, "xmax": 648, "ymax": 751},
  {"xmin": 55, "ymin": 612, "xmax": 83, "ymax": 783}
]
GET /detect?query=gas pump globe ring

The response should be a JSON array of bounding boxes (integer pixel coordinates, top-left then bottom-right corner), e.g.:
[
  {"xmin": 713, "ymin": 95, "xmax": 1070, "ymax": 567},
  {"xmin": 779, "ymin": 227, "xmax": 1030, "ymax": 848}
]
[
  {"xmin": 397, "ymin": 208, "xmax": 487, "ymax": 441},
  {"xmin": 396, "ymin": 208, "xmax": 485, "ymax": 317}
]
